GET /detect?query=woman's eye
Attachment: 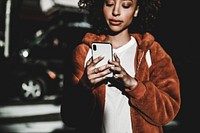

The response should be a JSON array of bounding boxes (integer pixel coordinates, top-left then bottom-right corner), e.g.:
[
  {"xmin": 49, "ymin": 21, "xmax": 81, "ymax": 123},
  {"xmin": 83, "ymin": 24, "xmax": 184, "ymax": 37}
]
[
  {"xmin": 122, "ymin": 2, "xmax": 132, "ymax": 8},
  {"xmin": 106, "ymin": 3, "xmax": 114, "ymax": 7},
  {"xmin": 122, "ymin": 5, "xmax": 130, "ymax": 8},
  {"xmin": 105, "ymin": 0, "xmax": 114, "ymax": 7}
]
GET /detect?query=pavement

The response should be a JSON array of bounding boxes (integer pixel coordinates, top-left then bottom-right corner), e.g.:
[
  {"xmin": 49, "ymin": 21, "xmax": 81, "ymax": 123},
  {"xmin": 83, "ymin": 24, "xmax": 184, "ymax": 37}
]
[{"xmin": 0, "ymin": 95, "xmax": 75, "ymax": 133}]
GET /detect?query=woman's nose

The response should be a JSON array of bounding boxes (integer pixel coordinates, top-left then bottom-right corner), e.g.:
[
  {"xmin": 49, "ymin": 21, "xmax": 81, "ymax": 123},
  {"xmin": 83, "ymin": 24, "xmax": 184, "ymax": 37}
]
[{"xmin": 112, "ymin": 5, "xmax": 120, "ymax": 16}]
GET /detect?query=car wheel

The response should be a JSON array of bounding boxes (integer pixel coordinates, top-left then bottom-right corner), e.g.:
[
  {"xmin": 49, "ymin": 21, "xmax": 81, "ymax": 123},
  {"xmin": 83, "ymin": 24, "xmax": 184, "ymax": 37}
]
[{"xmin": 19, "ymin": 77, "xmax": 46, "ymax": 101}]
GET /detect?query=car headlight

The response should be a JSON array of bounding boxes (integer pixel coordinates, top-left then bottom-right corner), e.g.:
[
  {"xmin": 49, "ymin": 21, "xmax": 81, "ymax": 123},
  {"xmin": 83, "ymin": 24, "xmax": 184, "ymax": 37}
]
[{"xmin": 19, "ymin": 49, "xmax": 30, "ymax": 58}]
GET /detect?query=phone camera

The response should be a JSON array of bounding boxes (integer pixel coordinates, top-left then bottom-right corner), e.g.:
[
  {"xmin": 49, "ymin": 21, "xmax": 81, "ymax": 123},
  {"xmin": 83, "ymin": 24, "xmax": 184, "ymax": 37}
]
[{"xmin": 93, "ymin": 45, "xmax": 97, "ymax": 51}]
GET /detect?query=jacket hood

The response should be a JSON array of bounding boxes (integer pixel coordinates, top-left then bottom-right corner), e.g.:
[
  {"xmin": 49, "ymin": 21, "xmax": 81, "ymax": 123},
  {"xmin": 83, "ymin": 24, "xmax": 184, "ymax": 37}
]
[{"xmin": 81, "ymin": 32, "xmax": 155, "ymax": 52}]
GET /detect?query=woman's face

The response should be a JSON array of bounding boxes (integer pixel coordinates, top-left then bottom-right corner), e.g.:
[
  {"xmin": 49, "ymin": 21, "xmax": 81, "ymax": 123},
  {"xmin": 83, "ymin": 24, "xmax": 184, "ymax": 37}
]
[{"xmin": 103, "ymin": 0, "xmax": 139, "ymax": 33}]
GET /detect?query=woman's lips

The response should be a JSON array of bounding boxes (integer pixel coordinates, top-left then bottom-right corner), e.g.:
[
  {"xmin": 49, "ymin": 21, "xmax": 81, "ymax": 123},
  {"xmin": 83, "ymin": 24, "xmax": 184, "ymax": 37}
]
[{"xmin": 109, "ymin": 19, "xmax": 123, "ymax": 25}]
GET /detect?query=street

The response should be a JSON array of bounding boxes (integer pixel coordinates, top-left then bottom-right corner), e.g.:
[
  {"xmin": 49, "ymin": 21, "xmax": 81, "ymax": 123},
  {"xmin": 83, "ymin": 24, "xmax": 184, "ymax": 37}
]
[{"xmin": 0, "ymin": 95, "xmax": 75, "ymax": 133}]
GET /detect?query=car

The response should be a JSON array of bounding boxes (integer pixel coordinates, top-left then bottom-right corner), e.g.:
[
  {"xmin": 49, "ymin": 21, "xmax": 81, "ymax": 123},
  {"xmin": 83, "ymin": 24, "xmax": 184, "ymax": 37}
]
[
  {"xmin": 1, "ymin": 23, "xmax": 90, "ymax": 101},
  {"xmin": 17, "ymin": 20, "xmax": 90, "ymax": 101},
  {"xmin": 0, "ymin": 1, "xmax": 91, "ymax": 101}
]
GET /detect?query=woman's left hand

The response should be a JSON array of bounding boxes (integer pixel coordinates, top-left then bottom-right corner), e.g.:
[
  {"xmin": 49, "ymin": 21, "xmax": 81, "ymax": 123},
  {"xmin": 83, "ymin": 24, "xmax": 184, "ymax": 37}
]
[{"xmin": 109, "ymin": 53, "xmax": 138, "ymax": 90}]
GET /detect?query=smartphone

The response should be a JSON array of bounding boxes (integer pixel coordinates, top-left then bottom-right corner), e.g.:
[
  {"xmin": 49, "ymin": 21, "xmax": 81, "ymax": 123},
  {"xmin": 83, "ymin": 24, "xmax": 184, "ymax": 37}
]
[{"xmin": 92, "ymin": 42, "xmax": 113, "ymax": 77}]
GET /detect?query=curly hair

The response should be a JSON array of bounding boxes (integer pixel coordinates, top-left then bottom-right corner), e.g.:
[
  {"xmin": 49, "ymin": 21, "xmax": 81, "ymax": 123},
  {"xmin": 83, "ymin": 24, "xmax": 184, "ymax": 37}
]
[{"xmin": 78, "ymin": 0, "xmax": 161, "ymax": 34}]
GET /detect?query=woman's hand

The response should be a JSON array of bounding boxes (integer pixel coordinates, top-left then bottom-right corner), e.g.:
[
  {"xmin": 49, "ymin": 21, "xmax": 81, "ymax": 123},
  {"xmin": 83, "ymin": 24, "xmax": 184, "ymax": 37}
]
[
  {"xmin": 109, "ymin": 53, "xmax": 138, "ymax": 91},
  {"xmin": 80, "ymin": 55, "xmax": 112, "ymax": 90}
]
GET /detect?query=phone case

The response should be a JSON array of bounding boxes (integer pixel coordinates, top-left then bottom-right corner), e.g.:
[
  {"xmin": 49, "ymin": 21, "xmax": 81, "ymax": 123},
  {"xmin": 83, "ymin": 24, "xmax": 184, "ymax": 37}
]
[{"xmin": 92, "ymin": 42, "xmax": 113, "ymax": 77}]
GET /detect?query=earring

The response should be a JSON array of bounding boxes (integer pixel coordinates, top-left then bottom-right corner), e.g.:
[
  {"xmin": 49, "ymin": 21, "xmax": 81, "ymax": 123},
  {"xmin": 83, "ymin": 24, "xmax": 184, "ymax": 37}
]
[{"xmin": 134, "ymin": 6, "xmax": 139, "ymax": 17}]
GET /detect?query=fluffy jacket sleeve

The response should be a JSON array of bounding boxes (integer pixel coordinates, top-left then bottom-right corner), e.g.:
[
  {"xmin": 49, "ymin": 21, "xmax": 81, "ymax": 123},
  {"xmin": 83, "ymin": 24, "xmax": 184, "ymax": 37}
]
[{"xmin": 127, "ymin": 41, "xmax": 181, "ymax": 126}]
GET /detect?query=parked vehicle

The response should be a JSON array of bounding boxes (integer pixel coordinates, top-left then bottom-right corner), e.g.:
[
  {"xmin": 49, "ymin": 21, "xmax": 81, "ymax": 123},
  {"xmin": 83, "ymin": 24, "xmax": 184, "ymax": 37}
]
[
  {"xmin": 18, "ymin": 21, "xmax": 90, "ymax": 101},
  {"xmin": 0, "ymin": 0, "xmax": 91, "ymax": 101}
]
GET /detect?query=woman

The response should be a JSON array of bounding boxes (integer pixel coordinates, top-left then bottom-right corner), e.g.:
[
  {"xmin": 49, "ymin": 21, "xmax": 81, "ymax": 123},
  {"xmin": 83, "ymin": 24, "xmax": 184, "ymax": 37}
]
[{"xmin": 60, "ymin": 0, "xmax": 181, "ymax": 133}]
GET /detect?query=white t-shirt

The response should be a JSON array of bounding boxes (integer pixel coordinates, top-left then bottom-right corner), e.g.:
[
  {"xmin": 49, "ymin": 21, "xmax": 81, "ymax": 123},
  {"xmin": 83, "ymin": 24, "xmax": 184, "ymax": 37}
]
[{"xmin": 85, "ymin": 36, "xmax": 137, "ymax": 133}]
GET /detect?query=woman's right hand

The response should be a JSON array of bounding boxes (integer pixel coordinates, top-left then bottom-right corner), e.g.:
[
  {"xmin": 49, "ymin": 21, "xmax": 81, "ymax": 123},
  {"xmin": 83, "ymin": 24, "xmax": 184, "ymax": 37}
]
[{"xmin": 80, "ymin": 55, "xmax": 112, "ymax": 90}]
